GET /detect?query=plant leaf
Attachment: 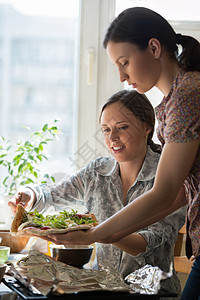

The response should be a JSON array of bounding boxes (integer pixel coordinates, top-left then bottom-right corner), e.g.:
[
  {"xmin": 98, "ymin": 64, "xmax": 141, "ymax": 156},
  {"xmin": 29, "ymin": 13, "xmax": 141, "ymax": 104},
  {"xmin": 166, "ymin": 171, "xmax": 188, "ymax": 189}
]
[
  {"xmin": 34, "ymin": 147, "xmax": 40, "ymax": 154},
  {"xmin": 42, "ymin": 124, "xmax": 48, "ymax": 132},
  {"xmin": 36, "ymin": 155, "xmax": 42, "ymax": 161},
  {"xmin": 0, "ymin": 120, "xmax": 60, "ymax": 194},
  {"xmin": 51, "ymin": 176, "xmax": 55, "ymax": 183},
  {"xmin": 28, "ymin": 155, "xmax": 34, "ymax": 161}
]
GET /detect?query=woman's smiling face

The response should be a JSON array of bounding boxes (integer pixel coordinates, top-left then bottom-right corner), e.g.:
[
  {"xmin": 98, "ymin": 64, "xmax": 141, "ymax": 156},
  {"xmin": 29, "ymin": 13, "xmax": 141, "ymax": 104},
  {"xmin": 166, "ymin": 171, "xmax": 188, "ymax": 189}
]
[
  {"xmin": 100, "ymin": 102, "xmax": 151, "ymax": 163},
  {"xmin": 106, "ymin": 41, "xmax": 161, "ymax": 94}
]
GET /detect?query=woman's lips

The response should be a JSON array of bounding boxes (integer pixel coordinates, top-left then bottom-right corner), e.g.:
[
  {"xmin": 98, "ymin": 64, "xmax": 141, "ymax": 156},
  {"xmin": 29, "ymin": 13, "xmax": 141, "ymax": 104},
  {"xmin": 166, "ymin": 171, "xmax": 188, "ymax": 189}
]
[
  {"xmin": 112, "ymin": 145, "xmax": 125, "ymax": 154},
  {"xmin": 132, "ymin": 83, "xmax": 136, "ymax": 89}
]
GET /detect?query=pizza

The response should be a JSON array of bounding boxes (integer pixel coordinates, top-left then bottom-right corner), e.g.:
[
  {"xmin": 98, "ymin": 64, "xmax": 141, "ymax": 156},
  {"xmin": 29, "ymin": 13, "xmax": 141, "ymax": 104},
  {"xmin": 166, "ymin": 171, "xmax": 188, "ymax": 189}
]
[{"xmin": 10, "ymin": 204, "xmax": 98, "ymax": 237}]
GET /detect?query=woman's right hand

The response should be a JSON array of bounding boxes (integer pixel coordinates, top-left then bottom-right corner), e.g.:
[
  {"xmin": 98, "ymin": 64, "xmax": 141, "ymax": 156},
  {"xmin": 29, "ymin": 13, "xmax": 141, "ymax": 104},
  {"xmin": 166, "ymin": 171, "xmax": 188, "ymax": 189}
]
[{"xmin": 8, "ymin": 189, "xmax": 35, "ymax": 214}]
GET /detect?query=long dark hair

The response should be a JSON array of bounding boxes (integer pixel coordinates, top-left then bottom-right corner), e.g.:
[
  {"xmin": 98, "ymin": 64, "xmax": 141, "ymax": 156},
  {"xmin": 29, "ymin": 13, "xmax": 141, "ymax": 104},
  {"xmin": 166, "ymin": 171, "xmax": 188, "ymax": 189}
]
[
  {"xmin": 100, "ymin": 89, "xmax": 161, "ymax": 154},
  {"xmin": 103, "ymin": 7, "xmax": 200, "ymax": 72}
]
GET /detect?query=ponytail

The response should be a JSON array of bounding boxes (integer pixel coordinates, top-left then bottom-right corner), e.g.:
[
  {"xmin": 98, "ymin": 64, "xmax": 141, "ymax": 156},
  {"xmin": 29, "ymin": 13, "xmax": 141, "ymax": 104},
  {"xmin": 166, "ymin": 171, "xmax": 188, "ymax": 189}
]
[{"xmin": 176, "ymin": 33, "xmax": 200, "ymax": 71}]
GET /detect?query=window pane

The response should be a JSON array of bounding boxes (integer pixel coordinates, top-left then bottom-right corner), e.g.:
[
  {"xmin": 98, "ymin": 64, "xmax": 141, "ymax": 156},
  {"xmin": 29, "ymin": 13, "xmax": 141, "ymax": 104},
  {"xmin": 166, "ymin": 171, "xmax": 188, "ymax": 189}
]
[
  {"xmin": 116, "ymin": 0, "xmax": 200, "ymax": 21},
  {"xmin": 0, "ymin": 0, "xmax": 80, "ymax": 184}
]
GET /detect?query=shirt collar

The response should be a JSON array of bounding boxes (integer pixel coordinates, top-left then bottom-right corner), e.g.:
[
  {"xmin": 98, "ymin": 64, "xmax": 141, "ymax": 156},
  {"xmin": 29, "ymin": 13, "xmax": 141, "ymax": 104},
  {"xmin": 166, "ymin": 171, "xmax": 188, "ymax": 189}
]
[
  {"xmin": 136, "ymin": 147, "xmax": 160, "ymax": 182},
  {"xmin": 94, "ymin": 157, "xmax": 119, "ymax": 177}
]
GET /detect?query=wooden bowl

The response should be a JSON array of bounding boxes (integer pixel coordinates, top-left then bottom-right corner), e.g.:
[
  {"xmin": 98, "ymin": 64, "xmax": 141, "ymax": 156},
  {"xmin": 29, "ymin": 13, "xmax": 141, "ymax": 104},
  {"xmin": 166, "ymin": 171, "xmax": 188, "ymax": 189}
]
[
  {"xmin": 0, "ymin": 230, "xmax": 29, "ymax": 253},
  {"xmin": 50, "ymin": 244, "xmax": 94, "ymax": 268}
]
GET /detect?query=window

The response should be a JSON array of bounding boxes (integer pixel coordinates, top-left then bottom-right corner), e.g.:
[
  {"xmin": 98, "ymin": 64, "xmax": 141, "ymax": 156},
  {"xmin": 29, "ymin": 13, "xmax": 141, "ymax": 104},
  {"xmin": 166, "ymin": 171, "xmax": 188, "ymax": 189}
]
[
  {"xmin": 0, "ymin": 0, "xmax": 80, "ymax": 226},
  {"xmin": 0, "ymin": 0, "xmax": 81, "ymax": 184},
  {"xmin": 116, "ymin": 0, "xmax": 200, "ymax": 21}
]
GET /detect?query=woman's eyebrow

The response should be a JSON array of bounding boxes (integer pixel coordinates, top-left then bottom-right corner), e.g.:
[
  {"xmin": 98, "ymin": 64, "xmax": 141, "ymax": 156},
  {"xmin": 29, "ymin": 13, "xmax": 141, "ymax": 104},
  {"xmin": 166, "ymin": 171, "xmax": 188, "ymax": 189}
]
[
  {"xmin": 101, "ymin": 121, "xmax": 128, "ymax": 126},
  {"xmin": 116, "ymin": 121, "xmax": 128, "ymax": 124}
]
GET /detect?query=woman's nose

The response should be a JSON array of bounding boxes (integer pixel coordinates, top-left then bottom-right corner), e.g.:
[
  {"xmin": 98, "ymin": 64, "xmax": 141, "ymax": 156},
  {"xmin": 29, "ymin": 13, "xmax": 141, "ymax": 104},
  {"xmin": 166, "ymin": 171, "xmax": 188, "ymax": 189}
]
[
  {"xmin": 119, "ymin": 69, "xmax": 128, "ymax": 83},
  {"xmin": 109, "ymin": 130, "xmax": 119, "ymax": 141}
]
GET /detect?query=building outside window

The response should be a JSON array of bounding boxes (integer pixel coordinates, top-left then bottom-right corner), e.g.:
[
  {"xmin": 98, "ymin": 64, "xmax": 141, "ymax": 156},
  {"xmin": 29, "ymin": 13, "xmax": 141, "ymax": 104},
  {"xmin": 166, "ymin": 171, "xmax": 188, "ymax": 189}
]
[{"xmin": 0, "ymin": 1, "xmax": 80, "ymax": 181}]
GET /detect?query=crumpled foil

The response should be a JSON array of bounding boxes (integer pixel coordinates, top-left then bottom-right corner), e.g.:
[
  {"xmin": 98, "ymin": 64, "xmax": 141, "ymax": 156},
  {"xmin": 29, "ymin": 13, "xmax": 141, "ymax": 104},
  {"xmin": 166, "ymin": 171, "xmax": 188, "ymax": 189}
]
[
  {"xmin": 125, "ymin": 263, "xmax": 173, "ymax": 294},
  {"xmin": 15, "ymin": 250, "xmax": 130, "ymax": 295}
]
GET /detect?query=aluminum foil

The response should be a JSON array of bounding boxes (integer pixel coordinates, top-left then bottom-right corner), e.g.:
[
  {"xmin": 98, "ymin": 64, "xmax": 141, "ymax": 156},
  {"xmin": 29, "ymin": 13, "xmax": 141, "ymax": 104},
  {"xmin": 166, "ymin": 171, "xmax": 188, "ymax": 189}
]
[
  {"xmin": 15, "ymin": 250, "xmax": 130, "ymax": 295},
  {"xmin": 125, "ymin": 263, "xmax": 173, "ymax": 294}
]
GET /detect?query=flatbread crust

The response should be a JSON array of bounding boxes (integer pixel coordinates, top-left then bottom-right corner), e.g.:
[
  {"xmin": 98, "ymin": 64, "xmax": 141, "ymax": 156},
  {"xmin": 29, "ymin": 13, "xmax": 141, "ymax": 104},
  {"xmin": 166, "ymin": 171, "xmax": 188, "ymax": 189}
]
[
  {"xmin": 17, "ymin": 224, "xmax": 95, "ymax": 237},
  {"xmin": 10, "ymin": 204, "xmax": 27, "ymax": 234},
  {"xmin": 10, "ymin": 204, "xmax": 98, "ymax": 237}
]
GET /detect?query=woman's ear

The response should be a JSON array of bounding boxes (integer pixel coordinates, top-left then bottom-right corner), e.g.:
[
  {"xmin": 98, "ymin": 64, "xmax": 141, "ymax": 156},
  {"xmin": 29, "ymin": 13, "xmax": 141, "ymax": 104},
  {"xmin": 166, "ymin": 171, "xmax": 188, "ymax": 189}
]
[
  {"xmin": 145, "ymin": 126, "xmax": 152, "ymax": 137},
  {"xmin": 148, "ymin": 38, "xmax": 161, "ymax": 59}
]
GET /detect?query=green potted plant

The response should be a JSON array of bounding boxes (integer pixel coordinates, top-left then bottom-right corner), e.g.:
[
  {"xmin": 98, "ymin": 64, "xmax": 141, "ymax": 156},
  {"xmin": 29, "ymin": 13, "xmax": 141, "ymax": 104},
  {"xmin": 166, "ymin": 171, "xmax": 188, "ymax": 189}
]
[{"xmin": 0, "ymin": 120, "xmax": 60, "ymax": 196}]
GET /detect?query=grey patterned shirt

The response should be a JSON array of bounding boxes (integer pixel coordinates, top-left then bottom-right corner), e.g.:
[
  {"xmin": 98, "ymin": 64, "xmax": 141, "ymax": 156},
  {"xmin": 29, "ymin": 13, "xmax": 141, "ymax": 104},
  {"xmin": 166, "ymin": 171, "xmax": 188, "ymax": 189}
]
[{"xmin": 29, "ymin": 147, "xmax": 186, "ymax": 296}]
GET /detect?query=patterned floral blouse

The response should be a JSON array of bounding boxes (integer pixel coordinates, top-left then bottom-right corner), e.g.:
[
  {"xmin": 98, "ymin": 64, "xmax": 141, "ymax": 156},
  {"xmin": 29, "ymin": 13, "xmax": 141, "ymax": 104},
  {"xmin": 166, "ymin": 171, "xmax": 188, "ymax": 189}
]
[
  {"xmin": 29, "ymin": 147, "xmax": 186, "ymax": 296},
  {"xmin": 155, "ymin": 70, "xmax": 200, "ymax": 258}
]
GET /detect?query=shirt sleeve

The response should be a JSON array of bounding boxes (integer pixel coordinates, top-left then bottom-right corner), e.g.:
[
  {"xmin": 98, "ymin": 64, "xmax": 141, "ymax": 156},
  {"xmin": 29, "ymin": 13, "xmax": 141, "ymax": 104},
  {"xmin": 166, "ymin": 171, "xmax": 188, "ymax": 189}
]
[
  {"xmin": 164, "ymin": 84, "xmax": 200, "ymax": 143},
  {"xmin": 135, "ymin": 206, "xmax": 186, "ymax": 264},
  {"xmin": 27, "ymin": 168, "xmax": 88, "ymax": 213}
]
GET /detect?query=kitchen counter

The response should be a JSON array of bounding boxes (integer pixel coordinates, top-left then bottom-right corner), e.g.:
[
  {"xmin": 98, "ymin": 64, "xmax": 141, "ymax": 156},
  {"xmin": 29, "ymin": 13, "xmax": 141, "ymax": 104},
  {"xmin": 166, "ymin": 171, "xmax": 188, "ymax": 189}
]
[
  {"xmin": 1, "ymin": 254, "xmax": 178, "ymax": 300},
  {"xmin": 1, "ymin": 277, "xmax": 178, "ymax": 300}
]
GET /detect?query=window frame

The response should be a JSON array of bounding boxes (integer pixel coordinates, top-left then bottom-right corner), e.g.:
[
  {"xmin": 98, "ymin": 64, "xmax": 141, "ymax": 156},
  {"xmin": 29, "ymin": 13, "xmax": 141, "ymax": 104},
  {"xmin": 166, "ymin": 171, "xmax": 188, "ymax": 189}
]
[{"xmin": 76, "ymin": 0, "xmax": 122, "ymax": 165}]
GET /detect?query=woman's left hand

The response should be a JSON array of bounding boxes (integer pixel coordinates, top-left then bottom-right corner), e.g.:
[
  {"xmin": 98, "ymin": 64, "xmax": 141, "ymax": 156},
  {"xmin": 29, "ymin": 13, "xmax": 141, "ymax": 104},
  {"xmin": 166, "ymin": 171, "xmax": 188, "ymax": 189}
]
[{"xmin": 36, "ymin": 228, "xmax": 95, "ymax": 245}]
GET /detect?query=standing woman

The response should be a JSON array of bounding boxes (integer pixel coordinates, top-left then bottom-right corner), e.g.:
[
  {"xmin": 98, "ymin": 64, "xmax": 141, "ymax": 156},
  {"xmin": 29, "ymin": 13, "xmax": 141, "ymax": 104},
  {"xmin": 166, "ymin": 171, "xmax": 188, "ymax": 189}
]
[
  {"xmin": 54, "ymin": 7, "xmax": 200, "ymax": 299},
  {"xmin": 102, "ymin": 7, "xmax": 200, "ymax": 300}
]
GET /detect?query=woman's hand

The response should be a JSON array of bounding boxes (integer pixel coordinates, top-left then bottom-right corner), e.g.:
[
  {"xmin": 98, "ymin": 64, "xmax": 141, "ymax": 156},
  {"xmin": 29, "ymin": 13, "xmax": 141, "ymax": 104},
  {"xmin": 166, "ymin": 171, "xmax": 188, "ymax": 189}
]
[
  {"xmin": 37, "ymin": 227, "xmax": 124, "ymax": 246},
  {"xmin": 8, "ymin": 189, "xmax": 36, "ymax": 213},
  {"xmin": 37, "ymin": 229, "xmax": 96, "ymax": 246}
]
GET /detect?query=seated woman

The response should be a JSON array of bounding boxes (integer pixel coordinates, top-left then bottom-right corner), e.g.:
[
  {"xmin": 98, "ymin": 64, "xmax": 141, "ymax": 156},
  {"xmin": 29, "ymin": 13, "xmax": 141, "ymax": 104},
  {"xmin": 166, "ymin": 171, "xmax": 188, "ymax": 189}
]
[{"xmin": 9, "ymin": 90, "xmax": 186, "ymax": 296}]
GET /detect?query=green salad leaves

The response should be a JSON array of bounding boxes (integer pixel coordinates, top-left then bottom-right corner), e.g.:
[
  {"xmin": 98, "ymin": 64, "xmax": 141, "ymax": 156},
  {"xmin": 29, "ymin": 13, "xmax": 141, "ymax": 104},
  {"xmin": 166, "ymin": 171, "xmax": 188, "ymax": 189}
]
[{"xmin": 27, "ymin": 209, "xmax": 96, "ymax": 229}]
